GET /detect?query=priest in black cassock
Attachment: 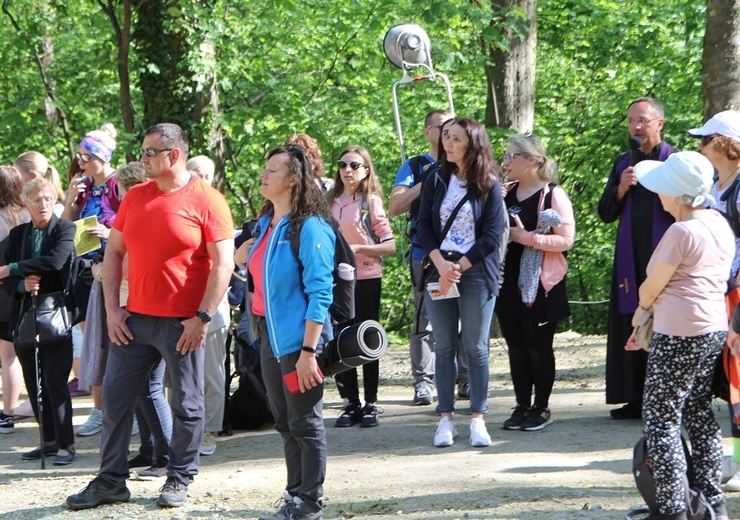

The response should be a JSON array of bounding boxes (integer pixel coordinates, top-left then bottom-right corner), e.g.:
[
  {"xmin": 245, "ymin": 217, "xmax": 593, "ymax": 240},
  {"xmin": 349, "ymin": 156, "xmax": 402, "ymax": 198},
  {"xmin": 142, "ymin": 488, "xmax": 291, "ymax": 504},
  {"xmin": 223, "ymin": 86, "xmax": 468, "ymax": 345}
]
[{"xmin": 598, "ymin": 97, "xmax": 678, "ymax": 420}]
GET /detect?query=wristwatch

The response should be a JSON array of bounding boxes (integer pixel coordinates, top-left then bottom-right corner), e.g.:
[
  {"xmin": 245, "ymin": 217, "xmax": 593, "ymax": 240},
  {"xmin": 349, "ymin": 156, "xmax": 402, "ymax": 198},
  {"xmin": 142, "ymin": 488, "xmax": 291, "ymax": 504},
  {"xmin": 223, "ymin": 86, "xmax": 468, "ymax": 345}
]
[{"xmin": 196, "ymin": 310, "xmax": 212, "ymax": 324}]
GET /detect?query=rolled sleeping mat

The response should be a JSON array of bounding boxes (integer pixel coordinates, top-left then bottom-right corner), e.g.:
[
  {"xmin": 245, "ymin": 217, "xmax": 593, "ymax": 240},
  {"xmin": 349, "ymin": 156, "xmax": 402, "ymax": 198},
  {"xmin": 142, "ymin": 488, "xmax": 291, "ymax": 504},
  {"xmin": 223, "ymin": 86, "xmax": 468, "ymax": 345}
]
[{"xmin": 319, "ymin": 320, "xmax": 388, "ymax": 377}]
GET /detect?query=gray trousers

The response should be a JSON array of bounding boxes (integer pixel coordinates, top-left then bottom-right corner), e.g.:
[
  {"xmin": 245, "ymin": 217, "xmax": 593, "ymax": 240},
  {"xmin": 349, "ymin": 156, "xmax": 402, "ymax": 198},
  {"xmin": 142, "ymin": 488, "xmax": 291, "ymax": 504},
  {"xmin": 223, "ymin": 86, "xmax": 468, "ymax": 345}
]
[
  {"xmin": 410, "ymin": 257, "xmax": 468, "ymax": 385},
  {"xmin": 258, "ymin": 318, "xmax": 326, "ymax": 511},
  {"xmin": 99, "ymin": 313, "xmax": 204, "ymax": 486}
]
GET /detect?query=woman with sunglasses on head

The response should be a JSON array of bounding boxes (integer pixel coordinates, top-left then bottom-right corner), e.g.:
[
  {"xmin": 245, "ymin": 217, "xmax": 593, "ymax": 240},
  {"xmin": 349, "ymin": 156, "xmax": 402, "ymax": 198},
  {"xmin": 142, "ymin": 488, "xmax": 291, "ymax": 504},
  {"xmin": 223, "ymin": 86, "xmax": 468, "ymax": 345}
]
[
  {"xmin": 327, "ymin": 146, "xmax": 396, "ymax": 428},
  {"xmin": 416, "ymin": 117, "xmax": 506, "ymax": 448},
  {"xmin": 61, "ymin": 123, "xmax": 121, "ymax": 436},
  {"xmin": 496, "ymin": 135, "xmax": 575, "ymax": 432},
  {"xmin": 246, "ymin": 146, "xmax": 334, "ymax": 520}
]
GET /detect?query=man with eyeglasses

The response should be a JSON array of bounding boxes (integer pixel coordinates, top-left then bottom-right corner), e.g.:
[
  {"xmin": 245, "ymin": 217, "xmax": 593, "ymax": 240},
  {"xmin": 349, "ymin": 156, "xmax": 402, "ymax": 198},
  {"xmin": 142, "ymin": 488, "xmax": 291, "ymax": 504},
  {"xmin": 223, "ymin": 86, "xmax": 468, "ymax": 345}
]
[
  {"xmin": 67, "ymin": 123, "xmax": 234, "ymax": 510},
  {"xmin": 598, "ymin": 97, "xmax": 678, "ymax": 420},
  {"xmin": 389, "ymin": 109, "xmax": 470, "ymax": 406}
]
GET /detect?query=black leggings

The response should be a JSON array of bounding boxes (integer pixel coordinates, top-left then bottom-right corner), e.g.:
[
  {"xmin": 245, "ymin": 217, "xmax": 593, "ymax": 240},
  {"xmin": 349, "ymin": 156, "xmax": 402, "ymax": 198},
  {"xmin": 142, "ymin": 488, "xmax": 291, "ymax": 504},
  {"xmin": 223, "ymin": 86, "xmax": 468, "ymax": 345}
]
[
  {"xmin": 498, "ymin": 316, "xmax": 557, "ymax": 409},
  {"xmin": 335, "ymin": 278, "xmax": 381, "ymax": 405}
]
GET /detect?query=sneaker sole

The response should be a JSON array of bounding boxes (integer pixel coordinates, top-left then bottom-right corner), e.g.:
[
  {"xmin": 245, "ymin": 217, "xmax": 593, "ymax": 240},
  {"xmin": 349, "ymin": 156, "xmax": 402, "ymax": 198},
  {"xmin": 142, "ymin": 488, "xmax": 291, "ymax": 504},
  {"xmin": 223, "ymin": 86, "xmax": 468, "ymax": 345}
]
[
  {"xmin": 66, "ymin": 490, "xmax": 131, "ymax": 510},
  {"xmin": 158, "ymin": 496, "xmax": 186, "ymax": 508},
  {"xmin": 521, "ymin": 418, "xmax": 554, "ymax": 431},
  {"xmin": 413, "ymin": 398, "xmax": 432, "ymax": 406},
  {"xmin": 0, "ymin": 428, "xmax": 15, "ymax": 434},
  {"xmin": 199, "ymin": 447, "xmax": 216, "ymax": 456},
  {"xmin": 75, "ymin": 426, "xmax": 103, "ymax": 437},
  {"xmin": 469, "ymin": 438, "xmax": 491, "ymax": 447},
  {"xmin": 502, "ymin": 422, "xmax": 525, "ymax": 431}
]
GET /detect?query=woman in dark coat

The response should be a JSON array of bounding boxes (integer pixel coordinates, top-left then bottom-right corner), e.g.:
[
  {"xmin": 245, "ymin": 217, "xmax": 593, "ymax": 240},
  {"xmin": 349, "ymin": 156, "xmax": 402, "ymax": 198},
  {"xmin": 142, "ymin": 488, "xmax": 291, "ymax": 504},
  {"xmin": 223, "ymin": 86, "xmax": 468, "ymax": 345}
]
[{"xmin": 0, "ymin": 177, "xmax": 77, "ymax": 465}]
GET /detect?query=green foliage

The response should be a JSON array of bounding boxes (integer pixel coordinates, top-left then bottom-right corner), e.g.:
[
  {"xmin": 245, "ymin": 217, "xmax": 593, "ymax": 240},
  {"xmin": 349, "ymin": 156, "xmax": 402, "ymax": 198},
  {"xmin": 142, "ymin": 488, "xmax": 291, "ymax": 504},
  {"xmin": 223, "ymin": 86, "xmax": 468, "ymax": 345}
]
[{"xmin": 0, "ymin": 0, "xmax": 710, "ymax": 337}]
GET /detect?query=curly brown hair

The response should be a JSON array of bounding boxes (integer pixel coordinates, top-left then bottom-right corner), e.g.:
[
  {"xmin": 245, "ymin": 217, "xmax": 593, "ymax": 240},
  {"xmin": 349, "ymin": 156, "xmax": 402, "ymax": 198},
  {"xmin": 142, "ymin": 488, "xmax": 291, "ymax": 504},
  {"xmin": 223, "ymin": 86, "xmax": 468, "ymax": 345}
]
[
  {"xmin": 284, "ymin": 133, "xmax": 325, "ymax": 179},
  {"xmin": 712, "ymin": 135, "xmax": 740, "ymax": 161}
]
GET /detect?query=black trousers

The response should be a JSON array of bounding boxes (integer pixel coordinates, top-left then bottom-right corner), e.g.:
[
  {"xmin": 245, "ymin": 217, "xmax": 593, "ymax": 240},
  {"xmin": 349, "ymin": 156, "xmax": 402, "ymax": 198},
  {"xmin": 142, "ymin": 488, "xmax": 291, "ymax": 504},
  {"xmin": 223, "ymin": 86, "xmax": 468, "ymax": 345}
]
[
  {"xmin": 335, "ymin": 278, "xmax": 381, "ymax": 404},
  {"xmin": 16, "ymin": 338, "xmax": 74, "ymax": 448}
]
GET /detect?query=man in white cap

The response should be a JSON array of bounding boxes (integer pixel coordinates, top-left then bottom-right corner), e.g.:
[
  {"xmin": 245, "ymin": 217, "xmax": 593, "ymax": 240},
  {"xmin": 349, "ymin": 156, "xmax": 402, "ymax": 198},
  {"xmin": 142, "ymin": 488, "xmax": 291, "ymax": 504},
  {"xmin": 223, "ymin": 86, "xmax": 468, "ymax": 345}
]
[
  {"xmin": 630, "ymin": 150, "xmax": 733, "ymax": 520},
  {"xmin": 598, "ymin": 97, "xmax": 679, "ymax": 420}
]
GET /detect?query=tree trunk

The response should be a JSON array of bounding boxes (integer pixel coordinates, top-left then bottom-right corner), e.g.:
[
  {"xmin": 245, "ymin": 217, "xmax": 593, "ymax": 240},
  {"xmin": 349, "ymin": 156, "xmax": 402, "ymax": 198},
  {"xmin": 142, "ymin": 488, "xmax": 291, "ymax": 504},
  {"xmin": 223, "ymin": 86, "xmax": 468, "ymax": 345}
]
[
  {"xmin": 484, "ymin": 0, "xmax": 537, "ymax": 133},
  {"xmin": 702, "ymin": 0, "xmax": 740, "ymax": 118}
]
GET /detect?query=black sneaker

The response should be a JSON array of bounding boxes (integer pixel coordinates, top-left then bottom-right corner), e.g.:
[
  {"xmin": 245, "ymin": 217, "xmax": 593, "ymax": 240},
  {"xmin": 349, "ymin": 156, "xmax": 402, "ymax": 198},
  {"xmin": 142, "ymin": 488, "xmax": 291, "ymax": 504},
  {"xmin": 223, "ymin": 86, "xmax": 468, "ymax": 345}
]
[
  {"xmin": 502, "ymin": 404, "xmax": 530, "ymax": 430},
  {"xmin": 457, "ymin": 381, "xmax": 470, "ymax": 400},
  {"xmin": 292, "ymin": 497, "xmax": 324, "ymax": 520},
  {"xmin": 66, "ymin": 476, "xmax": 131, "ymax": 510},
  {"xmin": 134, "ymin": 465, "xmax": 168, "ymax": 481},
  {"xmin": 360, "ymin": 404, "xmax": 380, "ymax": 428},
  {"xmin": 520, "ymin": 406, "xmax": 553, "ymax": 431},
  {"xmin": 157, "ymin": 477, "xmax": 188, "ymax": 508},
  {"xmin": 0, "ymin": 411, "xmax": 14, "ymax": 434},
  {"xmin": 127, "ymin": 453, "xmax": 153, "ymax": 470},
  {"xmin": 335, "ymin": 402, "xmax": 362, "ymax": 427}
]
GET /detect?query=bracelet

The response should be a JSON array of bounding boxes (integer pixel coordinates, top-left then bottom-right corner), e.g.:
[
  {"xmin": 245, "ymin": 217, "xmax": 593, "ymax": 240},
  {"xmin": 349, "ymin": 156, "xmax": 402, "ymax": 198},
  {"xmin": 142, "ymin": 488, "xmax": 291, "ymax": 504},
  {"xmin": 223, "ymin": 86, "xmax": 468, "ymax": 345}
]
[
  {"xmin": 301, "ymin": 345, "xmax": 316, "ymax": 354},
  {"xmin": 453, "ymin": 261, "xmax": 463, "ymax": 272}
]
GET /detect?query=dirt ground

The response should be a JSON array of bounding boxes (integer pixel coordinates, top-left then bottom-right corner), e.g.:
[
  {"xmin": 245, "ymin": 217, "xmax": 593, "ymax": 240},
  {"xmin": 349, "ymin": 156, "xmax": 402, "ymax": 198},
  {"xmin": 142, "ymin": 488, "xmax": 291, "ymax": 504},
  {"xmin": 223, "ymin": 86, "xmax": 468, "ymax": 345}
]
[{"xmin": 1, "ymin": 332, "xmax": 739, "ymax": 520}]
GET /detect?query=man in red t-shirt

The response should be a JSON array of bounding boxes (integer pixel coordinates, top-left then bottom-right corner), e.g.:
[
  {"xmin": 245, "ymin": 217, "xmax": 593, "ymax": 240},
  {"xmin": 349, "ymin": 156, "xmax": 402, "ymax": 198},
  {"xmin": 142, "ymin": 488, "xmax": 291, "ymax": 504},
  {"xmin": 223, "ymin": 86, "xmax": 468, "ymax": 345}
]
[{"xmin": 67, "ymin": 123, "xmax": 234, "ymax": 510}]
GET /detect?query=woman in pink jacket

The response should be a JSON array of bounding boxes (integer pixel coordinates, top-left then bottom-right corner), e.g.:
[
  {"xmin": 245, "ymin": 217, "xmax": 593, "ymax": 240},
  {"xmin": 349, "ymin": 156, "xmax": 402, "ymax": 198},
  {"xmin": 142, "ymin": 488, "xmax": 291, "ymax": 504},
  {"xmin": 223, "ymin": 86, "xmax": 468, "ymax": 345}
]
[{"xmin": 328, "ymin": 146, "xmax": 396, "ymax": 428}]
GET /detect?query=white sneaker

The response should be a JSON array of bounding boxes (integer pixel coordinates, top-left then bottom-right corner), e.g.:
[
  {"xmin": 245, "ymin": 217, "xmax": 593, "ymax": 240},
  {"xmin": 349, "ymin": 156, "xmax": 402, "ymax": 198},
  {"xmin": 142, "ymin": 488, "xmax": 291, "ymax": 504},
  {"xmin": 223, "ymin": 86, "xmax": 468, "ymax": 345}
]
[
  {"xmin": 75, "ymin": 408, "xmax": 103, "ymax": 436},
  {"xmin": 725, "ymin": 469, "xmax": 740, "ymax": 492},
  {"xmin": 469, "ymin": 418, "xmax": 491, "ymax": 447},
  {"xmin": 722, "ymin": 455, "xmax": 739, "ymax": 484},
  {"xmin": 200, "ymin": 432, "xmax": 217, "ymax": 456},
  {"xmin": 14, "ymin": 400, "xmax": 33, "ymax": 418},
  {"xmin": 434, "ymin": 416, "xmax": 458, "ymax": 447}
]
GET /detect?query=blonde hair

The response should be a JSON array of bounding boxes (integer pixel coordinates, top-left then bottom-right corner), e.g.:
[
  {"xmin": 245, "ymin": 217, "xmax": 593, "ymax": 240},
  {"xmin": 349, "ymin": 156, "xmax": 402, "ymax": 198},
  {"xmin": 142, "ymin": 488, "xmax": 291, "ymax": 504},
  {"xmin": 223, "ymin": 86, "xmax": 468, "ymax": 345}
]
[
  {"xmin": 21, "ymin": 177, "xmax": 53, "ymax": 203},
  {"xmin": 115, "ymin": 162, "xmax": 147, "ymax": 192},
  {"xmin": 507, "ymin": 134, "xmax": 558, "ymax": 183},
  {"xmin": 14, "ymin": 151, "xmax": 65, "ymax": 201},
  {"xmin": 186, "ymin": 155, "xmax": 216, "ymax": 185}
]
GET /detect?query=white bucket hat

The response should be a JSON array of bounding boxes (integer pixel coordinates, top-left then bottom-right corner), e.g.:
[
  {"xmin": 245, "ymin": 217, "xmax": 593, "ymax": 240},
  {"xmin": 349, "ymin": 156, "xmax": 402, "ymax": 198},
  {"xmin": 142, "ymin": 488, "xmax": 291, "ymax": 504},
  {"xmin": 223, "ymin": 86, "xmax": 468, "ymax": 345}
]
[{"xmin": 633, "ymin": 151, "xmax": 715, "ymax": 207}]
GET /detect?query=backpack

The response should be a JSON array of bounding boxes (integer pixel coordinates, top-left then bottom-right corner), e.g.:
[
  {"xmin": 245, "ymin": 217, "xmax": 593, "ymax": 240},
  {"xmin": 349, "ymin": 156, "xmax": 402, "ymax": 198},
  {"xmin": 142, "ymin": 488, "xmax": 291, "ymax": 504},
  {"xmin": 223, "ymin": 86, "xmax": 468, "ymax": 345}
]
[
  {"xmin": 627, "ymin": 436, "xmax": 713, "ymax": 520},
  {"xmin": 290, "ymin": 217, "xmax": 357, "ymax": 327},
  {"xmin": 221, "ymin": 334, "xmax": 274, "ymax": 433},
  {"xmin": 407, "ymin": 154, "xmax": 434, "ymax": 222},
  {"xmin": 720, "ymin": 175, "xmax": 740, "ymax": 237}
]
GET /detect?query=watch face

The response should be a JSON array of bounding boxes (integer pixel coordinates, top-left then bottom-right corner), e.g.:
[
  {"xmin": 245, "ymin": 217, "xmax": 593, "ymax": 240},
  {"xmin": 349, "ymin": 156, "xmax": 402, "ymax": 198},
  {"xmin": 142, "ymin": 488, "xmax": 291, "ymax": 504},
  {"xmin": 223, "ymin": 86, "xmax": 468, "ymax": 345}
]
[{"xmin": 197, "ymin": 311, "xmax": 211, "ymax": 323}]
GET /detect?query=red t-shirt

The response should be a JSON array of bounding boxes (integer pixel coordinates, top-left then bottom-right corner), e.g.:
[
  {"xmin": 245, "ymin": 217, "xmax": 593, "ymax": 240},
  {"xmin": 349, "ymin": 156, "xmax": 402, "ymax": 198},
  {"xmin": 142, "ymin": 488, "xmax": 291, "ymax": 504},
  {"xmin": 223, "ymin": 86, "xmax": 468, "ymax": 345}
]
[
  {"xmin": 248, "ymin": 223, "xmax": 273, "ymax": 317},
  {"xmin": 113, "ymin": 176, "xmax": 234, "ymax": 317}
]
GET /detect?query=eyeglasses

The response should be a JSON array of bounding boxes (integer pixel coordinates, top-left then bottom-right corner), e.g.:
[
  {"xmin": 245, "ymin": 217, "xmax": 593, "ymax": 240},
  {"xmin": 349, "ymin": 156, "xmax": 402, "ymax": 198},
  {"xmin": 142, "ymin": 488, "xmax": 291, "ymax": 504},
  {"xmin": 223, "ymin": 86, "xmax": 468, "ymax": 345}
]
[
  {"xmin": 140, "ymin": 147, "xmax": 172, "ymax": 158},
  {"xmin": 700, "ymin": 135, "xmax": 716, "ymax": 146},
  {"xmin": 337, "ymin": 160, "xmax": 365, "ymax": 171},
  {"xmin": 627, "ymin": 117, "xmax": 660, "ymax": 126},
  {"xmin": 502, "ymin": 152, "xmax": 523, "ymax": 162},
  {"xmin": 75, "ymin": 153, "xmax": 92, "ymax": 164},
  {"xmin": 28, "ymin": 196, "xmax": 55, "ymax": 207}
]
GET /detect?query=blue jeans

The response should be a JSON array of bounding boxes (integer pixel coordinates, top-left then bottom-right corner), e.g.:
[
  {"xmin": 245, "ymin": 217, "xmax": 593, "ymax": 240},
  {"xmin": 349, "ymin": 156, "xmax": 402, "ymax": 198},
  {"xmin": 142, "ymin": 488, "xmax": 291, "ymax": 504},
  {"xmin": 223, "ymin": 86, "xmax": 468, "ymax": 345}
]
[{"xmin": 424, "ymin": 263, "xmax": 495, "ymax": 414}]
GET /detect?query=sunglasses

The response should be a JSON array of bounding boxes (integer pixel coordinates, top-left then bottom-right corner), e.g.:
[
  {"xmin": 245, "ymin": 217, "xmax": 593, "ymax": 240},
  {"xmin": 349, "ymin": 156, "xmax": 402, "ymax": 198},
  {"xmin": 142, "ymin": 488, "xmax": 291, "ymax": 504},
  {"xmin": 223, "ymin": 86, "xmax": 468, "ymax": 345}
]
[
  {"xmin": 337, "ymin": 160, "xmax": 365, "ymax": 171},
  {"xmin": 700, "ymin": 136, "xmax": 716, "ymax": 146},
  {"xmin": 75, "ymin": 153, "xmax": 92, "ymax": 164},
  {"xmin": 140, "ymin": 147, "xmax": 172, "ymax": 158}
]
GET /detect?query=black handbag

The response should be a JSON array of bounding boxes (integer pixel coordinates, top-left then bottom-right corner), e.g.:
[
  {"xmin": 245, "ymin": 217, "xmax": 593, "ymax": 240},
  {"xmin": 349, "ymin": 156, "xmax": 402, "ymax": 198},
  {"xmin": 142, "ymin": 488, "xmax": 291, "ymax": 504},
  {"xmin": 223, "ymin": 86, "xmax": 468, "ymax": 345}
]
[
  {"xmin": 13, "ymin": 259, "xmax": 74, "ymax": 350},
  {"xmin": 416, "ymin": 192, "xmax": 471, "ymax": 292}
]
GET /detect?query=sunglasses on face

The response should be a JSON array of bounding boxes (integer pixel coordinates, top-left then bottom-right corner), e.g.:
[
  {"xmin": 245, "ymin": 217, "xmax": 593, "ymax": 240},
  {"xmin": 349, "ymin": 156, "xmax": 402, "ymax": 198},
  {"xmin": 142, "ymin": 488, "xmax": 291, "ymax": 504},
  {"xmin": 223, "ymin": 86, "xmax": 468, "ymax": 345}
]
[
  {"xmin": 75, "ymin": 153, "xmax": 92, "ymax": 164},
  {"xmin": 701, "ymin": 136, "xmax": 716, "ymax": 146},
  {"xmin": 140, "ymin": 147, "xmax": 172, "ymax": 158},
  {"xmin": 337, "ymin": 160, "xmax": 365, "ymax": 171}
]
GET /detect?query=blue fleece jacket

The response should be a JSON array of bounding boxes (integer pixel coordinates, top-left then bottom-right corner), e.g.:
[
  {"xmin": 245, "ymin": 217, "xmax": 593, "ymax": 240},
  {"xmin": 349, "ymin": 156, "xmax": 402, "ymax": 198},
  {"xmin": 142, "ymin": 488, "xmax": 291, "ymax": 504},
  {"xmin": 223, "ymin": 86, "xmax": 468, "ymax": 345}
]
[{"xmin": 248, "ymin": 213, "xmax": 335, "ymax": 358}]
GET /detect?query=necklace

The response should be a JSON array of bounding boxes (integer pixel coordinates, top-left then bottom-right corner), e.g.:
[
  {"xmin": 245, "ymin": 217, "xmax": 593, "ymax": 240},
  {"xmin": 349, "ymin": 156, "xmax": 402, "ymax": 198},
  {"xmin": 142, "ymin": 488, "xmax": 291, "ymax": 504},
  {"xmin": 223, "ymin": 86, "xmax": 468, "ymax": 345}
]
[{"xmin": 717, "ymin": 167, "xmax": 740, "ymax": 190}]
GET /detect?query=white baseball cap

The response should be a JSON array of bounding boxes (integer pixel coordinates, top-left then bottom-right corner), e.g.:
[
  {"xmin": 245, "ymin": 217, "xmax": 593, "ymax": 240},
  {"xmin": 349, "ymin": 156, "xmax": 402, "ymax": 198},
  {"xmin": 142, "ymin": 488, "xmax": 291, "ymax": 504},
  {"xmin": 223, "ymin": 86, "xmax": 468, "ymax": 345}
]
[
  {"xmin": 633, "ymin": 151, "xmax": 715, "ymax": 205},
  {"xmin": 687, "ymin": 110, "xmax": 740, "ymax": 142}
]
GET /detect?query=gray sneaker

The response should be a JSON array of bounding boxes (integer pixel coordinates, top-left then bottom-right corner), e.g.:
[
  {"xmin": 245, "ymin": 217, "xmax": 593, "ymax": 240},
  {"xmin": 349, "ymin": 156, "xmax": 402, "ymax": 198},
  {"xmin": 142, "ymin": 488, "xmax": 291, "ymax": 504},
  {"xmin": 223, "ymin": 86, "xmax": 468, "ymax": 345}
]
[
  {"xmin": 134, "ymin": 465, "xmax": 167, "ymax": 481},
  {"xmin": 258, "ymin": 492, "xmax": 295, "ymax": 520},
  {"xmin": 292, "ymin": 497, "xmax": 324, "ymax": 520},
  {"xmin": 413, "ymin": 382, "xmax": 433, "ymax": 406},
  {"xmin": 157, "ymin": 477, "xmax": 188, "ymax": 508},
  {"xmin": 66, "ymin": 476, "xmax": 130, "ymax": 510}
]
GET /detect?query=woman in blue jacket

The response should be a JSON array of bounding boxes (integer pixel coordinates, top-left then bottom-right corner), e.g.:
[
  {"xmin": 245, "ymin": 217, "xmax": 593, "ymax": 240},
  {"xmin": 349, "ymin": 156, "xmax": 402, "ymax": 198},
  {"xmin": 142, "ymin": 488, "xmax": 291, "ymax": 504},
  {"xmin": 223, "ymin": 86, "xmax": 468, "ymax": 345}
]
[
  {"xmin": 247, "ymin": 146, "xmax": 334, "ymax": 520},
  {"xmin": 416, "ymin": 117, "xmax": 506, "ymax": 448}
]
